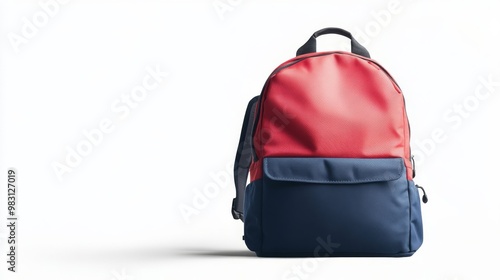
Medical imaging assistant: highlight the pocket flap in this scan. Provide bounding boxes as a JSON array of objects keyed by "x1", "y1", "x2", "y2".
[{"x1": 263, "y1": 157, "x2": 404, "y2": 184}]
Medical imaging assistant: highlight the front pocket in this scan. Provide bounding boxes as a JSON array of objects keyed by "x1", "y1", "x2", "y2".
[{"x1": 259, "y1": 157, "x2": 416, "y2": 257}]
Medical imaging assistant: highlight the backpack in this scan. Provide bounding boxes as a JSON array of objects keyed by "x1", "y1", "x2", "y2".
[{"x1": 232, "y1": 27, "x2": 427, "y2": 257}]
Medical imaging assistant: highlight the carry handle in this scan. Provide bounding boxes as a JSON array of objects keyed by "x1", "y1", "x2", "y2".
[{"x1": 296, "y1": 27, "x2": 370, "y2": 58}]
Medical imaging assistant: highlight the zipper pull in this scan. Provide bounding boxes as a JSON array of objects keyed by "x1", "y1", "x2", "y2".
[
  {"x1": 411, "y1": 155, "x2": 416, "y2": 178},
  {"x1": 416, "y1": 185, "x2": 428, "y2": 204}
]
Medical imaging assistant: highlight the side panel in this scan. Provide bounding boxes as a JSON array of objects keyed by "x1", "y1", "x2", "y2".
[
  {"x1": 409, "y1": 180, "x2": 424, "y2": 251},
  {"x1": 243, "y1": 180, "x2": 262, "y2": 252}
]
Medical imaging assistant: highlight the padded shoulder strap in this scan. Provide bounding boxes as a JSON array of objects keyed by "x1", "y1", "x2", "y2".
[{"x1": 232, "y1": 96, "x2": 259, "y2": 221}]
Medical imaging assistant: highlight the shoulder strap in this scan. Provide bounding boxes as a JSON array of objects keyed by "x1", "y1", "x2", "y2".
[{"x1": 232, "y1": 96, "x2": 259, "y2": 221}]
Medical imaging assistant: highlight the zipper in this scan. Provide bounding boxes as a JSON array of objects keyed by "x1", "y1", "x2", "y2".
[
  {"x1": 411, "y1": 155, "x2": 416, "y2": 178},
  {"x1": 416, "y1": 185, "x2": 428, "y2": 204}
]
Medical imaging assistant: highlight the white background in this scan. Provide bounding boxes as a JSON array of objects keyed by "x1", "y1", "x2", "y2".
[{"x1": 1, "y1": 0, "x2": 499, "y2": 279}]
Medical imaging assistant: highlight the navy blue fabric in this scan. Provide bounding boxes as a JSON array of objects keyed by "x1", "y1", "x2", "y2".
[
  {"x1": 243, "y1": 157, "x2": 424, "y2": 257},
  {"x1": 243, "y1": 180, "x2": 262, "y2": 252},
  {"x1": 264, "y1": 157, "x2": 404, "y2": 184},
  {"x1": 409, "y1": 180, "x2": 424, "y2": 251}
]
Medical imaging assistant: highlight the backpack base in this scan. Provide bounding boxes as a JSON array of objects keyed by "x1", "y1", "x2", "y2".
[{"x1": 255, "y1": 251, "x2": 417, "y2": 258}]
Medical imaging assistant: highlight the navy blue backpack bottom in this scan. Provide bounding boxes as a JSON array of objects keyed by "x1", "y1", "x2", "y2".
[{"x1": 243, "y1": 157, "x2": 424, "y2": 257}]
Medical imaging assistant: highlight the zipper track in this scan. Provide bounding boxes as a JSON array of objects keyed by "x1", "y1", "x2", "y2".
[{"x1": 251, "y1": 52, "x2": 404, "y2": 161}]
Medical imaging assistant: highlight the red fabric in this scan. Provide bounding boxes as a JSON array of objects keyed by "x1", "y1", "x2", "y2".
[{"x1": 251, "y1": 53, "x2": 412, "y2": 181}]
